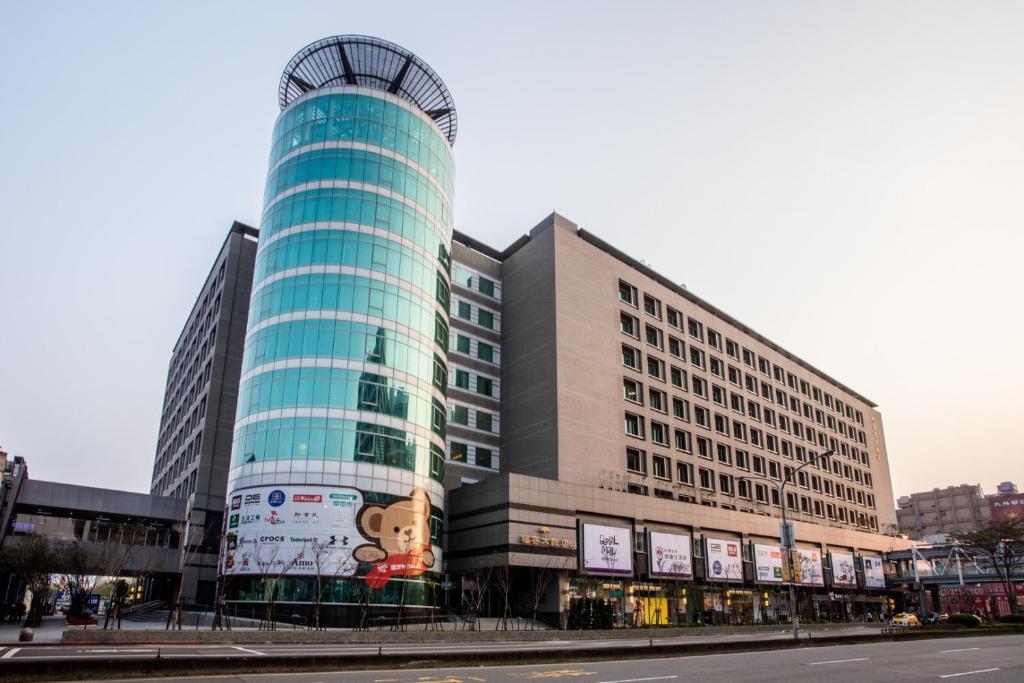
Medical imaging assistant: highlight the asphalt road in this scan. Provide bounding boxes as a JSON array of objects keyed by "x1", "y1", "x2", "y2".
[
  {"x1": 0, "y1": 626, "x2": 882, "y2": 661},
  {"x1": 16, "y1": 634, "x2": 1017, "y2": 683}
]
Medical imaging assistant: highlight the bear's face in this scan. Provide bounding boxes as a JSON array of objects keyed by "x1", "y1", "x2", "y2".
[{"x1": 357, "y1": 487, "x2": 432, "y2": 557}]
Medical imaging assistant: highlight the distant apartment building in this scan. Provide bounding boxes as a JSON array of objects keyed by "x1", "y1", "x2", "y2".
[
  {"x1": 149, "y1": 220, "x2": 258, "y2": 604},
  {"x1": 897, "y1": 481, "x2": 1022, "y2": 540}
]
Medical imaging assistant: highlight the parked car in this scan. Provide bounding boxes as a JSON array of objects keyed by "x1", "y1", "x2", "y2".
[
  {"x1": 922, "y1": 612, "x2": 949, "y2": 625},
  {"x1": 890, "y1": 612, "x2": 921, "y2": 627}
]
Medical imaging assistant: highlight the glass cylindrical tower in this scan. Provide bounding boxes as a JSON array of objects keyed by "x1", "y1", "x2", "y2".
[{"x1": 223, "y1": 36, "x2": 455, "y2": 622}]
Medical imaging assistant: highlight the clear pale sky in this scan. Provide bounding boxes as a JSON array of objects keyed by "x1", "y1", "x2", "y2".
[{"x1": 0, "y1": 2, "x2": 1020, "y2": 502}]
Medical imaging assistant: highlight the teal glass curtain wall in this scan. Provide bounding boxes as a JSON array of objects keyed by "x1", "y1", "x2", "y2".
[{"x1": 228, "y1": 88, "x2": 453, "y2": 530}]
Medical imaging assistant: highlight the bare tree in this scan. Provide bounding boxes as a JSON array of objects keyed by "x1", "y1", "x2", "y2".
[
  {"x1": 950, "y1": 517, "x2": 1024, "y2": 614},
  {"x1": 527, "y1": 558, "x2": 557, "y2": 630},
  {"x1": 309, "y1": 540, "x2": 356, "y2": 630},
  {"x1": 0, "y1": 535, "x2": 54, "y2": 628},
  {"x1": 460, "y1": 565, "x2": 493, "y2": 631},
  {"x1": 493, "y1": 563, "x2": 513, "y2": 630}
]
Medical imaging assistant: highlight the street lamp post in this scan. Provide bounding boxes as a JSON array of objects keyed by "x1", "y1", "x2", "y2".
[{"x1": 740, "y1": 448, "x2": 834, "y2": 641}]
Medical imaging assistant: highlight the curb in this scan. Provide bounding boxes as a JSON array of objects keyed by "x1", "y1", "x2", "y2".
[{"x1": 1, "y1": 628, "x2": 1021, "y2": 682}]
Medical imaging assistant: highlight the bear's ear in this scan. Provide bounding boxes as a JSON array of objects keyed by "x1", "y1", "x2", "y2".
[
  {"x1": 358, "y1": 506, "x2": 385, "y2": 537},
  {"x1": 409, "y1": 487, "x2": 430, "y2": 515}
]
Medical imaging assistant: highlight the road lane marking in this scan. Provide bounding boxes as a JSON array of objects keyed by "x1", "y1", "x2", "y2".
[
  {"x1": 939, "y1": 648, "x2": 980, "y2": 653},
  {"x1": 232, "y1": 646, "x2": 266, "y2": 656},
  {"x1": 81, "y1": 649, "x2": 155, "y2": 653},
  {"x1": 939, "y1": 670, "x2": 1000, "y2": 678},
  {"x1": 808, "y1": 657, "x2": 868, "y2": 665},
  {"x1": 1, "y1": 648, "x2": 19, "y2": 659},
  {"x1": 596, "y1": 678, "x2": 677, "y2": 683}
]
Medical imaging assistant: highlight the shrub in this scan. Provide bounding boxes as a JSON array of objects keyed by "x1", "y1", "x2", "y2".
[
  {"x1": 947, "y1": 613, "x2": 982, "y2": 627},
  {"x1": 996, "y1": 614, "x2": 1024, "y2": 624}
]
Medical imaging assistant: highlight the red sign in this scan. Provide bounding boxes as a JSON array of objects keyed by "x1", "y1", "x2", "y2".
[
  {"x1": 989, "y1": 494, "x2": 1024, "y2": 520},
  {"x1": 292, "y1": 494, "x2": 323, "y2": 503},
  {"x1": 939, "y1": 584, "x2": 1024, "y2": 616}
]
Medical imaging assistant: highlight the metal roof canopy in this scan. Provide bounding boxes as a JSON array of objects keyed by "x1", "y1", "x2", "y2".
[{"x1": 279, "y1": 34, "x2": 458, "y2": 146}]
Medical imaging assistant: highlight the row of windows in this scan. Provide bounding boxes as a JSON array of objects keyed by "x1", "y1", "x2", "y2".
[
  {"x1": 620, "y1": 312, "x2": 867, "y2": 447},
  {"x1": 249, "y1": 273, "x2": 442, "y2": 339},
  {"x1": 237, "y1": 367, "x2": 445, "y2": 438},
  {"x1": 260, "y1": 188, "x2": 449, "y2": 258},
  {"x1": 622, "y1": 375, "x2": 872, "y2": 483},
  {"x1": 623, "y1": 416, "x2": 876, "y2": 509},
  {"x1": 253, "y1": 228, "x2": 444, "y2": 296},
  {"x1": 165, "y1": 260, "x2": 226, "y2": 395},
  {"x1": 448, "y1": 440, "x2": 498, "y2": 470},
  {"x1": 450, "y1": 365, "x2": 499, "y2": 399},
  {"x1": 619, "y1": 280, "x2": 866, "y2": 427},
  {"x1": 265, "y1": 148, "x2": 450, "y2": 226},
  {"x1": 451, "y1": 331, "x2": 498, "y2": 365},
  {"x1": 231, "y1": 417, "x2": 445, "y2": 482},
  {"x1": 622, "y1": 337, "x2": 870, "y2": 466},
  {"x1": 452, "y1": 264, "x2": 499, "y2": 301},
  {"x1": 271, "y1": 94, "x2": 454, "y2": 193},
  {"x1": 449, "y1": 402, "x2": 498, "y2": 434},
  {"x1": 625, "y1": 448, "x2": 879, "y2": 530},
  {"x1": 452, "y1": 297, "x2": 500, "y2": 332}
]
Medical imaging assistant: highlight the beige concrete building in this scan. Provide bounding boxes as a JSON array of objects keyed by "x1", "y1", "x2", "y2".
[
  {"x1": 896, "y1": 485, "x2": 993, "y2": 540},
  {"x1": 446, "y1": 213, "x2": 909, "y2": 625}
]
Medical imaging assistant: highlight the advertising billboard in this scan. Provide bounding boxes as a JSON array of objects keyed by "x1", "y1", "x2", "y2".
[
  {"x1": 990, "y1": 493, "x2": 1024, "y2": 520},
  {"x1": 754, "y1": 544, "x2": 785, "y2": 583},
  {"x1": 794, "y1": 548, "x2": 824, "y2": 586},
  {"x1": 830, "y1": 551, "x2": 857, "y2": 587},
  {"x1": 224, "y1": 485, "x2": 440, "y2": 588},
  {"x1": 581, "y1": 523, "x2": 633, "y2": 574},
  {"x1": 648, "y1": 531, "x2": 692, "y2": 579},
  {"x1": 705, "y1": 538, "x2": 743, "y2": 581},
  {"x1": 862, "y1": 556, "x2": 886, "y2": 589}
]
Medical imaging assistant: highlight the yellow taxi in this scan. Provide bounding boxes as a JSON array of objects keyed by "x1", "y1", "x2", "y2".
[{"x1": 890, "y1": 612, "x2": 921, "y2": 627}]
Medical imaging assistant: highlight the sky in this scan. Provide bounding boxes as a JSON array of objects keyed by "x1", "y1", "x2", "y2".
[{"x1": 0, "y1": 1, "x2": 1020, "y2": 501}]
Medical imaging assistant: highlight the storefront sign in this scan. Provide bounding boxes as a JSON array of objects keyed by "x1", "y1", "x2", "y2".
[
  {"x1": 754, "y1": 544, "x2": 785, "y2": 583},
  {"x1": 581, "y1": 523, "x2": 633, "y2": 574},
  {"x1": 648, "y1": 531, "x2": 692, "y2": 579},
  {"x1": 705, "y1": 538, "x2": 743, "y2": 582},
  {"x1": 862, "y1": 556, "x2": 886, "y2": 588},
  {"x1": 794, "y1": 547, "x2": 824, "y2": 586},
  {"x1": 520, "y1": 533, "x2": 577, "y2": 550},
  {"x1": 830, "y1": 551, "x2": 857, "y2": 587},
  {"x1": 990, "y1": 493, "x2": 1024, "y2": 520}
]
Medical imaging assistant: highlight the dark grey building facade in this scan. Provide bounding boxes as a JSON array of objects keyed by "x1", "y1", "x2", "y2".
[{"x1": 149, "y1": 220, "x2": 258, "y2": 604}]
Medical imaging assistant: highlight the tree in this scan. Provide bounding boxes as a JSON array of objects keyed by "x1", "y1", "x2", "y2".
[
  {"x1": 0, "y1": 535, "x2": 55, "y2": 627},
  {"x1": 950, "y1": 517, "x2": 1024, "y2": 614},
  {"x1": 492, "y1": 563, "x2": 513, "y2": 630},
  {"x1": 460, "y1": 565, "x2": 492, "y2": 631},
  {"x1": 527, "y1": 560, "x2": 557, "y2": 629}
]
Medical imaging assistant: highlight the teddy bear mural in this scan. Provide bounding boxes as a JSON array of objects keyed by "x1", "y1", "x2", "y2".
[{"x1": 353, "y1": 487, "x2": 436, "y2": 589}]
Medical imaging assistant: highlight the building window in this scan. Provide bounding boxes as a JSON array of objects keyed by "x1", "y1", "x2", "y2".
[
  {"x1": 477, "y1": 341, "x2": 494, "y2": 363},
  {"x1": 643, "y1": 294, "x2": 662, "y2": 319},
  {"x1": 677, "y1": 461, "x2": 694, "y2": 485},
  {"x1": 456, "y1": 334, "x2": 471, "y2": 354},
  {"x1": 622, "y1": 344, "x2": 641, "y2": 371},
  {"x1": 687, "y1": 318, "x2": 703, "y2": 341},
  {"x1": 478, "y1": 277, "x2": 496, "y2": 298},
  {"x1": 651, "y1": 421, "x2": 669, "y2": 446},
  {"x1": 672, "y1": 398, "x2": 690, "y2": 421},
  {"x1": 451, "y1": 405, "x2": 469, "y2": 425},
  {"x1": 457, "y1": 301, "x2": 472, "y2": 320},
  {"x1": 689, "y1": 346, "x2": 705, "y2": 369},
  {"x1": 649, "y1": 388, "x2": 667, "y2": 413},
  {"x1": 674, "y1": 429, "x2": 692, "y2": 452},
  {"x1": 668, "y1": 336, "x2": 683, "y2": 358},
  {"x1": 735, "y1": 449, "x2": 749, "y2": 470},
  {"x1": 645, "y1": 324, "x2": 664, "y2": 349},
  {"x1": 478, "y1": 309, "x2": 495, "y2": 329},
  {"x1": 620, "y1": 312, "x2": 639, "y2": 337},
  {"x1": 455, "y1": 369, "x2": 470, "y2": 389},
  {"x1": 475, "y1": 448, "x2": 493, "y2": 468},
  {"x1": 477, "y1": 377, "x2": 493, "y2": 396},
  {"x1": 670, "y1": 366, "x2": 687, "y2": 390},
  {"x1": 450, "y1": 442, "x2": 468, "y2": 462},
  {"x1": 619, "y1": 280, "x2": 638, "y2": 306},
  {"x1": 626, "y1": 447, "x2": 647, "y2": 474},
  {"x1": 476, "y1": 411, "x2": 493, "y2": 432},
  {"x1": 692, "y1": 376, "x2": 707, "y2": 399},
  {"x1": 652, "y1": 454, "x2": 670, "y2": 480},
  {"x1": 696, "y1": 436, "x2": 711, "y2": 458},
  {"x1": 625, "y1": 412, "x2": 645, "y2": 438},
  {"x1": 623, "y1": 377, "x2": 643, "y2": 404},
  {"x1": 666, "y1": 307, "x2": 682, "y2": 329},
  {"x1": 647, "y1": 357, "x2": 665, "y2": 381},
  {"x1": 698, "y1": 467, "x2": 715, "y2": 491}
]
